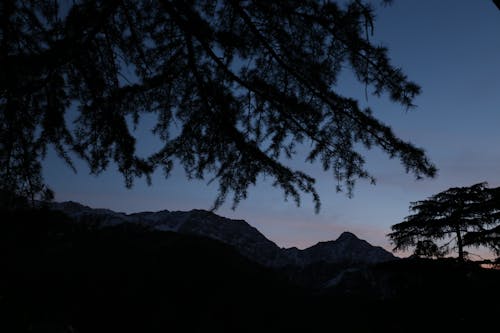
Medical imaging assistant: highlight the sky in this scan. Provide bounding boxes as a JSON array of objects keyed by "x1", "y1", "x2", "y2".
[{"x1": 43, "y1": 0, "x2": 500, "y2": 256}]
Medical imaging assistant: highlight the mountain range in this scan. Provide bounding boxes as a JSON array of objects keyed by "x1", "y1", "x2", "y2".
[
  {"x1": 49, "y1": 201, "x2": 397, "y2": 268},
  {"x1": 3, "y1": 202, "x2": 498, "y2": 333}
]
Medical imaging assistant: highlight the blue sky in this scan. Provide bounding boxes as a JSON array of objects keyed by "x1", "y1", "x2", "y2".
[{"x1": 43, "y1": 0, "x2": 500, "y2": 255}]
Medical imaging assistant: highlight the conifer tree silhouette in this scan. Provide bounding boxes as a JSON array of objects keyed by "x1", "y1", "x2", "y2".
[
  {"x1": 389, "y1": 183, "x2": 500, "y2": 261},
  {"x1": 0, "y1": 0, "x2": 436, "y2": 210}
]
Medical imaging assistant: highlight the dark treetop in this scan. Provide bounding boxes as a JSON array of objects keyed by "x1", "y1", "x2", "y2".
[{"x1": 0, "y1": 0, "x2": 436, "y2": 210}]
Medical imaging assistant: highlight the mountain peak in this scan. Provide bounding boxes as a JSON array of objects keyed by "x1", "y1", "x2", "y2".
[{"x1": 336, "y1": 231, "x2": 359, "y2": 242}]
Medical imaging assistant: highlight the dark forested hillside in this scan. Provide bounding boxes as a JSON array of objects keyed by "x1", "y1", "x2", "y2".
[
  {"x1": 0, "y1": 208, "x2": 299, "y2": 332},
  {"x1": 1, "y1": 208, "x2": 499, "y2": 332}
]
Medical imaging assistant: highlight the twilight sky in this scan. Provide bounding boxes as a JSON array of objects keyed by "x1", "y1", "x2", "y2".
[{"x1": 43, "y1": 0, "x2": 500, "y2": 255}]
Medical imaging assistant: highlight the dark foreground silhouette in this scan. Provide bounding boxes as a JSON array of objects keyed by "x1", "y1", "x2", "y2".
[{"x1": 1, "y1": 208, "x2": 499, "y2": 332}]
